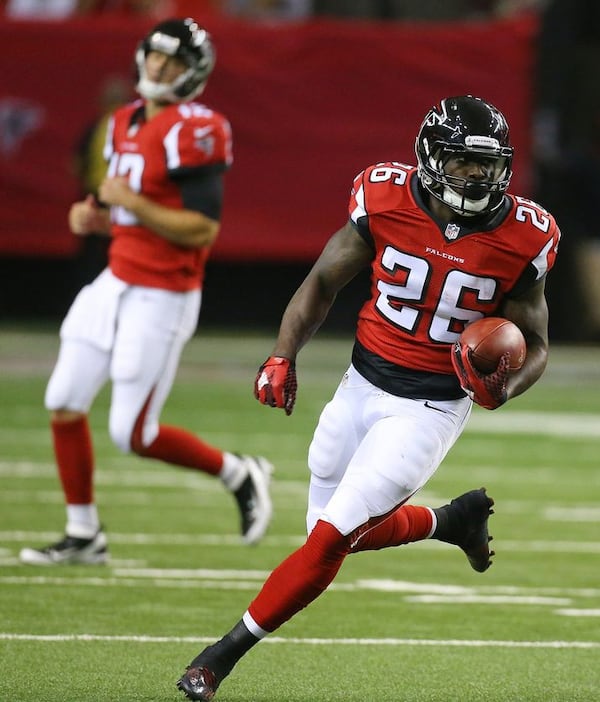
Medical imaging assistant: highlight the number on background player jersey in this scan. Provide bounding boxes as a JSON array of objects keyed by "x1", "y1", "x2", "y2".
[{"x1": 106, "y1": 152, "x2": 144, "y2": 226}]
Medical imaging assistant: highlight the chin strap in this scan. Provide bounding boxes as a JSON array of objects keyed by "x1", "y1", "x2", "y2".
[
  {"x1": 136, "y1": 66, "x2": 204, "y2": 104},
  {"x1": 442, "y1": 186, "x2": 490, "y2": 216}
]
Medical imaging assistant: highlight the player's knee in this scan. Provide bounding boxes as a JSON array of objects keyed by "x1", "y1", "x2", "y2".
[
  {"x1": 109, "y1": 413, "x2": 157, "y2": 456},
  {"x1": 108, "y1": 415, "x2": 134, "y2": 454},
  {"x1": 129, "y1": 422, "x2": 150, "y2": 456},
  {"x1": 319, "y1": 484, "x2": 371, "y2": 537},
  {"x1": 45, "y1": 375, "x2": 80, "y2": 413}
]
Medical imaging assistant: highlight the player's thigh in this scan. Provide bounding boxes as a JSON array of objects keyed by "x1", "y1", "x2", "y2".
[
  {"x1": 141, "y1": 290, "x2": 201, "y2": 428},
  {"x1": 45, "y1": 339, "x2": 110, "y2": 412},
  {"x1": 110, "y1": 286, "x2": 198, "y2": 383},
  {"x1": 321, "y1": 397, "x2": 470, "y2": 535},
  {"x1": 305, "y1": 368, "x2": 372, "y2": 532},
  {"x1": 59, "y1": 268, "x2": 127, "y2": 351},
  {"x1": 109, "y1": 287, "x2": 200, "y2": 447},
  {"x1": 307, "y1": 367, "x2": 372, "y2": 485},
  {"x1": 306, "y1": 394, "x2": 358, "y2": 532}
]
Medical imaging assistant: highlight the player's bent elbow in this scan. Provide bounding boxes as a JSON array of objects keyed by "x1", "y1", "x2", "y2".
[{"x1": 190, "y1": 222, "x2": 219, "y2": 248}]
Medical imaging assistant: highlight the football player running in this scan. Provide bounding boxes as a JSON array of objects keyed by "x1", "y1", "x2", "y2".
[
  {"x1": 19, "y1": 18, "x2": 273, "y2": 566},
  {"x1": 176, "y1": 96, "x2": 560, "y2": 700}
]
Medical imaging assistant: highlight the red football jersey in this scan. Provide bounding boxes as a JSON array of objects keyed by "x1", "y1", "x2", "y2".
[
  {"x1": 104, "y1": 99, "x2": 233, "y2": 291},
  {"x1": 349, "y1": 162, "x2": 560, "y2": 378}
]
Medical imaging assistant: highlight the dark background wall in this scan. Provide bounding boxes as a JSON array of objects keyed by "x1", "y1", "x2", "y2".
[{"x1": 0, "y1": 254, "x2": 371, "y2": 334}]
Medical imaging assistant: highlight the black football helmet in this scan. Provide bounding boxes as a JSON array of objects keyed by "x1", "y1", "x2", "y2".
[
  {"x1": 135, "y1": 18, "x2": 215, "y2": 103},
  {"x1": 415, "y1": 96, "x2": 513, "y2": 216}
]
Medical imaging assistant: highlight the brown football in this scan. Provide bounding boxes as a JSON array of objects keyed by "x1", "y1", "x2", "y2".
[{"x1": 459, "y1": 317, "x2": 526, "y2": 374}]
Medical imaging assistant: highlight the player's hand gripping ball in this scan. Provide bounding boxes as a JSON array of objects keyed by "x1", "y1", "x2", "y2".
[
  {"x1": 254, "y1": 356, "x2": 297, "y2": 416},
  {"x1": 452, "y1": 317, "x2": 526, "y2": 410}
]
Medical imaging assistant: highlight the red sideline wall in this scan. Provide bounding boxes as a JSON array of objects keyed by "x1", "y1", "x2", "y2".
[{"x1": 0, "y1": 14, "x2": 537, "y2": 262}]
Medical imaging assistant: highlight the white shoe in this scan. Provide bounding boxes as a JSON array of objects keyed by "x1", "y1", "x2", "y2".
[
  {"x1": 19, "y1": 529, "x2": 108, "y2": 565},
  {"x1": 233, "y1": 456, "x2": 273, "y2": 545}
]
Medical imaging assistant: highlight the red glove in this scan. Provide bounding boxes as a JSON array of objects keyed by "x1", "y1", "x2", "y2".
[
  {"x1": 451, "y1": 342, "x2": 510, "y2": 410},
  {"x1": 254, "y1": 356, "x2": 297, "y2": 416}
]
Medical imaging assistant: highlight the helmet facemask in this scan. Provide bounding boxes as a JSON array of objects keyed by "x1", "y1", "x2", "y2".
[
  {"x1": 416, "y1": 96, "x2": 514, "y2": 217},
  {"x1": 422, "y1": 139, "x2": 513, "y2": 216},
  {"x1": 136, "y1": 18, "x2": 215, "y2": 104}
]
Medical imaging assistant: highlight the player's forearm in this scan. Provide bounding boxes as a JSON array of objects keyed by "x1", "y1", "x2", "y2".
[
  {"x1": 506, "y1": 336, "x2": 548, "y2": 400},
  {"x1": 119, "y1": 192, "x2": 219, "y2": 248},
  {"x1": 273, "y1": 275, "x2": 336, "y2": 360},
  {"x1": 501, "y1": 281, "x2": 550, "y2": 401}
]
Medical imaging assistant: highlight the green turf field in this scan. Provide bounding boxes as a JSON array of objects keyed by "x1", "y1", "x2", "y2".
[{"x1": 0, "y1": 327, "x2": 598, "y2": 701}]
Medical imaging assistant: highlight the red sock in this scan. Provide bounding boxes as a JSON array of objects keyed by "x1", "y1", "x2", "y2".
[
  {"x1": 248, "y1": 520, "x2": 349, "y2": 632},
  {"x1": 139, "y1": 424, "x2": 223, "y2": 476},
  {"x1": 51, "y1": 417, "x2": 94, "y2": 504},
  {"x1": 351, "y1": 505, "x2": 433, "y2": 552}
]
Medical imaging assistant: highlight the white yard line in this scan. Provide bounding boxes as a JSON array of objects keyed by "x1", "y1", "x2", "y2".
[
  {"x1": 2, "y1": 569, "x2": 597, "y2": 619},
  {"x1": 555, "y1": 609, "x2": 600, "y2": 617},
  {"x1": 0, "y1": 632, "x2": 597, "y2": 648},
  {"x1": 544, "y1": 506, "x2": 600, "y2": 522},
  {"x1": 466, "y1": 411, "x2": 600, "y2": 438},
  {"x1": 0, "y1": 411, "x2": 599, "y2": 444},
  {"x1": 0, "y1": 570, "x2": 597, "y2": 617},
  {"x1": 1, "y1": 531, "x2": 599, "y2": 552},
  {"x1": 0, "y1": 572, "x2": 597, "y2": 600},
  {"x1": 404, "y1": 595, "x2": 570, "y2": 605}
]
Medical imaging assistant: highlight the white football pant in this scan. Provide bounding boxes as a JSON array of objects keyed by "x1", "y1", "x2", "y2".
[
  {"x1": 45, "y1": 269, "x2": 201, "y2": 452},
  {"x1": 306, "y1": 364, "x2": 472, "y2": 536}
]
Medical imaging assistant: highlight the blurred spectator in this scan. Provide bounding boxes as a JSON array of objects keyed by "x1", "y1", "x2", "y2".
[
  {"x1": 221, "y1": 0, "x2": 545, "y2": 20},
  {"x1": 4, "y1": 0, "x2": 177, "y2": 17},
  {"x1": 312, "y1": 0, "x2": 497, "y2": 21},
  {"x1": 5, "y1": 0, "x2": 84, "y2": 18},
  {"x1": 72, "y1": 75, "x2": 132, "y2": 284},
  {"x1": 494, "y1": 0, "x2": 544, "y2": 17},
  {"x1": 85, "y1": 0, "x2": 177, "y2": 16},
  {"x1": 533, "y1": 0, "x2": 600, "y2": 340},
  {"x1": 224, "y1": 0, "x2": 310, "y2": 20},
  {"x1": 74, "y1": 76, "x2": 132, "y2": 198},
  {"x1": 174, "y1": 0, "x2": 223, "y2": 18}
]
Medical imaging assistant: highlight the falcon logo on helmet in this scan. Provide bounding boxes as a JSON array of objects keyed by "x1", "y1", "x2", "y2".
[
  {"x1": 415, "y1": 95, "x2": 514, "y2": 217},
  {"x1": 136, "y1": 18, "x2": 215, "y2": 104}
]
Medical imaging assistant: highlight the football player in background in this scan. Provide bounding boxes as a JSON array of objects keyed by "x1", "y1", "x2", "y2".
[
  {"x1": 19, "y1": 18, "x2": 273, "y2": 566},
  {"x1": 176, "y1": 95, "x2": 560, "y2": 700}
]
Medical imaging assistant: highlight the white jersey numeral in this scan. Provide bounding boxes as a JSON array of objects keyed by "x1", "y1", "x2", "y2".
[
  {"x1": 107, "y1": 152, "x2": 145, "y2": 225},
  {"x1": 375, "y1": 246, "x2": 497, "y2": 342}
]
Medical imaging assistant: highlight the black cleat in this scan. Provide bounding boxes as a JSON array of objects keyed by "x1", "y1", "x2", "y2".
[
  {"x1": 232, "y1": 455, "x2": 273, "y2": 545},
  {"x1": 177, "y1": 624, "x2": 256, "y2": 699},
  {"x1": 434, "y1": 488, "x2": 495, "y2": 572},
  {"x1": 177, "y1": 665, "x2": 220, "y2": 701},
  {"x1": 19, "y1": 529, "x2": 108, "y2": 566}
]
